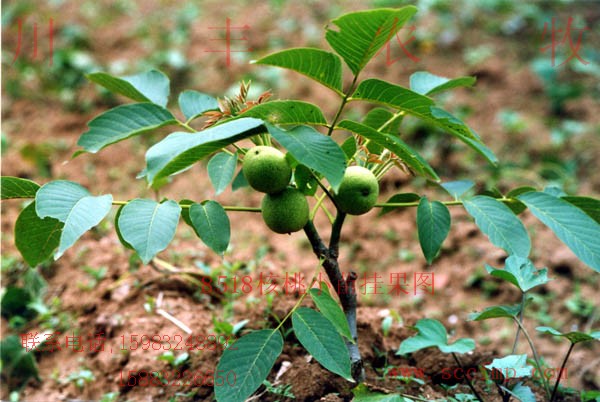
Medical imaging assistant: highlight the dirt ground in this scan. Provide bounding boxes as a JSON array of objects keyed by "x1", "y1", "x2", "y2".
[{"x1": 2, "y1": 1, "x2": 599, "y2": 401}]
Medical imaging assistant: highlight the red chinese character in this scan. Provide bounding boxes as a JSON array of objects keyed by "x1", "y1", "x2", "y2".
[
  {"x1": 20, "y1": 332, "x2": 40, "y2": 352},
  {"x1": 65, "y1": 333, "x2": 84, "y2": 352},
  {"x1": 388, "y1": 272, "x2": 410, "y2": 296},
  {"x1": 359, "y1": 272, "x2": 384, "y2": 295},
  {"x1": 540, "y1": 17, "x2": 590, "y2": 67},
  {"x1": 41, "y1": 332, "x2": 62, "y2": 352},
  {"x1": 258, "y1": 272, "x2": 279, "y2": 295},
  {"x1": 283, "y1": 272, "x2": 307, "y2": 295},
  {"x1": 204, "y1": 18, "x2": 251, "y2": 67},
  {"x1": 88, "y1": 332, "x2": 106, "y2": 353},
  {"x1": 8, "y1": 17, "x2": 54, "y2": 66},
  {"x1": 414, "y1": 272, "x2": 434, "y2": 295},
  {"x1": 374, "y1": 18, "x2": 420, "y2": 66}
]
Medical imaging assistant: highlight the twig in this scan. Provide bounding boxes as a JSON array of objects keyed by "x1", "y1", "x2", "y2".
[
  {"x1": 550, "y1": 342, "x2": 574, "y2": 402},
  {"x1": 451, "y1": 352, "x2": 485, "y2": 402}
]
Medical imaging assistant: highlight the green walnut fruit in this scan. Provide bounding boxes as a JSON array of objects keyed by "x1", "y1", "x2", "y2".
[
  {"x1": 242, "y1": 146, "x2": 292, "y2": 194},
  {"x1": 261, "y1": 188, "x2": 309, "y2": 234},
  {"x1": 335, "y1": 166, "x2": 379, "y2": 215}
]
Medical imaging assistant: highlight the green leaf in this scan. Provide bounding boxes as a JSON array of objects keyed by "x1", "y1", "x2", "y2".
[
  {"x1": 536, "y1": 326, "x2": 600, "y2": 344},
  {"x1": 207, "y1": 152, "x2": 237, "y2": 195},
  {"x1": 463, "y1": 195, "x2": 531, "y2": 258},
  {"x1": 294, "y1": 164, "x2": 318, "y2": 196},
  {"x1": 362, "y1": 108, "x2": 400, "y2": 154},
  {"x1": 87, "y1": 69, "x2": 170, "y2": 107},
  {"x1": 77, "y1": 103, "x2": 177, "y2": 153},
  {"x1": 254, "y1": 48, "x2": 343, "y2": 94},
  {"x1": 485, "y1": 255, "x2": 550, "y2": 292},
  {"x1": 397, "y1": 318, "x2": 475, "y2": 355},
  {"x1": 215, "y1": 329, "x2": 283, "y2": 402},
  {"x1": 410, "y1": 71, "x2": 476, "y2": 96},
  {"x1": 231, "y1": 169, "x2": 248, "y2": 191},
  {"x1": 503, "y1": 382, "x2": 536, "y2": 402},
  {"x1": 468, "y1": 304, "x2": 522, "y2": 321},
  {"x1": 1, "y1": 176, "x2": 39, "y2": 199},
  {"x1": 325, "y1": 6, "x2": 417, "y2": 75},
  {"x1": 0, "y1": 335, "x2": 40, "y2": 385},
  {"x1": 337, "y1": 120, "x2": 439, "y2": 181},
  {"x1": 440, "y1": 180, "x2": 474, "y2": 200},
  {"x1": 267, "y1": 124, "x2": 346, "y2": 192},
  {"x1": 292, "y1": 307, "x2": 353, "y2": 381},
  {"x1": 417, "y1": 197, "x2": 451, "y2": 264},
  {"x1": 341, "y1": 136, "x2": 357, "y2": 160},
  {"x1": 351, "y1": 79, "x2": 497, "y2": 164},
  {"x1": 309, "y1": 283, "x2": 353, "y2": 341},
  {"x1": 484, "y1": 354, "x2": 532, "y2": 379},
  {"x1": 15, "y1": 202, "x2": 63, "y2": 266},
  {"x1": 178, "y1": 90, "x2": 218, "y2": 121},
  {"x1": 117, "y1": 199, "x2": 181, "y2": 264},
  {"x1": 517, "y1": 191, "x2": 600, "y2": 272},
  {"x1": 1, "y1": 287, "x2": 34, "y2": 319},
  {"x1": 562, "y1": 196, "x2": 600, "y2": 224},
  {"x1": 145, "y1": 117, "x2": 264, "y2": 185},
  {"x1": 379, "y1": 193, "x2": 421, "y2": 216},
  {"x1": 35, "y1": 181, "x2": 112, "y2": 259},
  {"x1": 189, "y1": 201, "x2": 230, "y2": 256},
  {"x1": 236, "y1": 100, "x2": 327, "y2": 126},
  {"x1": 505, "y1": 186, "x2": 536, "y2": 214},
  {"x1": 363, "y1": 108, "x2": 402, "y2": 133}
]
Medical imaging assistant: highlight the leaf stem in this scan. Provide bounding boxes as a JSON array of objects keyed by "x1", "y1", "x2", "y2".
[
  {"x1": 326, "y1": 74, "x2": 359, "y2": 137},
  {"x1": 511, "y1": 291, "x2": 527, "y2": 354},
  {"x1": 550, "y1": 342, "x2": 574, "y2": 402},
  {"x1": 511, "y1": 317, "x2": 552, "y2": 397},
  {"x1": 111, "y1": 200, "x2": 260, "y2": 212},
  {"x1": 451, "y1": 352, "x2": 485, "y2": 402}
]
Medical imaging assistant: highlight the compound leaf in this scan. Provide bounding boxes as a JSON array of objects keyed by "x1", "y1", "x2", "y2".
[
  {"x1": 188, "y1": 201, "x2": 230, "y2": 256},
  {"x1": 215, "y1": 329, "x2": 283, "y2": 402},
  {"x1": 338, "y1": 120, "x2": 439, "y2": 181},
  {"x1": 267, "y1": 124, "x2": 346, "y2": 192},
  {"x1": 207, "y1": 152, "x2": 237, "y2": 195},
  {"x1": 178, "y1": 90, "x2": 218, "y2": 121},
  {"x1": 397, "y1": 318, "x2": 475, "y2": 355},
  {"x1": 410, "y1": 71, "x2": 475, "y2": 96},
  {"x1": 254, "y1": 48, "x2": 343, "y2": 94},
  {"x1": 517, "y1": 191, "x2": 600, "y2": 272},
  {"x1": 292, "y1": 307, "x2": 353, "y2": 381},
  {"x1": 463, "y1": 195, "x2": 531, "y2": 258},
  {"x1": 468, "y1": 304, "x2": 522, "y2": 321},
  {"x1": 15, "y1": 202, "x2": 63, "y2": 266},
  {"x1": 77, "y1": 103, "x2": 177, "y2": 153},
  {"x1": 1, "y1": 177, "x2": 39, "y2": 199},
  {"x1": 325, "y1": 7, "x2": 417, "y2": 75},
  {"x1": 145, "y1": 117, "x2": 264, "y2": 185},
  {"x1": 237, "y1": 100, "x2": 327, "y2": 126},
  {"x1": 117, "y1": 199, "x2": 181, "y2": 264},
  {"x1": 485, "y1": 255, "x2": 550, "y2": 292},
  {"x1": 417, "y1": 197, "x2": 451, "y2": 264},
  {"x1": 536, "y1": 326, "x2": 600, "y2": 344},
  {"x1": 35, "y1": 181, "x2": 112, "y2": 259},
  {"x1": 309, "y1": 283, "x2": 353, "y2": 341},
  {"x1": 87, "y1": 69, "x2": 170, "y2": 107},
  {"x1": 351, "y1": 79, "x2": 497, "y2": 164},
  {"x1": 485, "y1": 354, "x2": 532, "y2": 379}
]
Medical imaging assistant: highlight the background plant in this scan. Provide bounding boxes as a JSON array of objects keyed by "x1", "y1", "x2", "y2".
[{"x1": 3, "y1": 3, "x2": 594, "y2": 402}]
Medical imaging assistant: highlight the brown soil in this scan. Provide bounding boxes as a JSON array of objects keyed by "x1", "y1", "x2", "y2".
[{"x1": 2, "y1": 1, "x2": 599, "y2": 402}]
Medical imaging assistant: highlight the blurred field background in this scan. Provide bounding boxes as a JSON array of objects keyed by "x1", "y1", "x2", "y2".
[{"x1": 2, "y1": 1, "x2": 599, "y2": 401}]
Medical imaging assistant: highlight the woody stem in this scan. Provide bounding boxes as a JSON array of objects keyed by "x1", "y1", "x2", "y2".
[{"x1": 304, "y1": 218, "x2": 364, "y2": 382}]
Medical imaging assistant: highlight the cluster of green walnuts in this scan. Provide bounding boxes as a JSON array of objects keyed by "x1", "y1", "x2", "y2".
[{"x1": 242, "y1": 146, "x2": 380, "y2": 234}]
